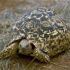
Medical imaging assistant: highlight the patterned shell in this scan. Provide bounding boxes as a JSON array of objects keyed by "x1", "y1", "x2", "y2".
[{"x1": 14, "y1": 8, "x2": 70, "y2": 56}]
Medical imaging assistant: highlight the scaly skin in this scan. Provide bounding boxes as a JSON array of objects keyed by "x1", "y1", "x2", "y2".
[
  {"x1": 30, "y1": 48, "x2": 50, "y2": 62},
  {"x1": 0, "y1": 42, "x2": 19, "y2": 59},
  {"x1": 0, "y1": 36, "x2": 25, "y2": 59}
]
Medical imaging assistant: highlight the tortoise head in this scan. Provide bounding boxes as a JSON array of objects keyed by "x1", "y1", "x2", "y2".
[{"x1": 18, "y1": 39, "x2": 36, "y2": 55}]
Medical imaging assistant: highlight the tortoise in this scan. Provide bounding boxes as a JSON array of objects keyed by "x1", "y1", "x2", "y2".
[{"x1": 0, "y1": 8, "x2": 70, "y2": 62}]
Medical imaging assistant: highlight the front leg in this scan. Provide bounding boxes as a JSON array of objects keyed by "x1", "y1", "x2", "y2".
[
  {"x1": 0, "y1": 42, "x2": 19, "y2": 59},
  {"x1": 0, "y1": 35, "x2": 26, "y2": 59},
  {"x1": 30, "y1": 48, "x2": 50, "y2": 62}
]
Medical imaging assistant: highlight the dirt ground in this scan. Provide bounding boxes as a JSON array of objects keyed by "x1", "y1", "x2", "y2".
[{"x1": 0, "y1": 0, "x2": 70, "y2": 70}]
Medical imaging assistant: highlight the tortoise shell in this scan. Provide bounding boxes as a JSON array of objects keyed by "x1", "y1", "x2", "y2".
[{"x1": 14, "y1": 8, "x2": 70, "y2": 58}]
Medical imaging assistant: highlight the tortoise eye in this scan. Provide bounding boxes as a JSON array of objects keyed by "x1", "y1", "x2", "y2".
[{"x1": 30, "y1": 43, "x2": 36, "y2": 50}]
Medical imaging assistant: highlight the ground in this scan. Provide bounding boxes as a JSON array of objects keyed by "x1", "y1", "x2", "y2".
[{"x1": 0, "y1": 0, "x2": 70, "y2": 70}]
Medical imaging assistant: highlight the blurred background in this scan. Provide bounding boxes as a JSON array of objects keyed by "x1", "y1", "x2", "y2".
[{"x1": 0, "y1": 0, "x2": 70, "y2": 70}]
